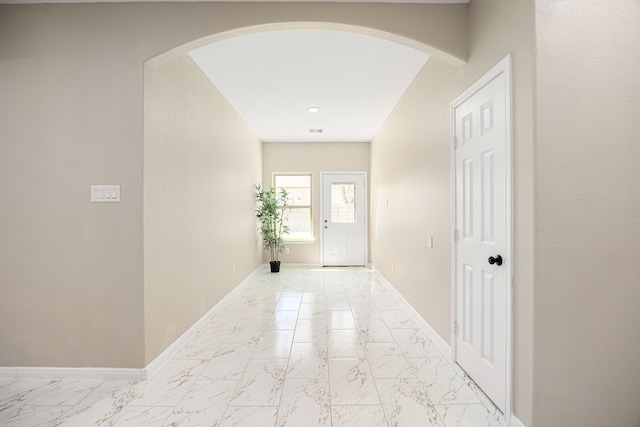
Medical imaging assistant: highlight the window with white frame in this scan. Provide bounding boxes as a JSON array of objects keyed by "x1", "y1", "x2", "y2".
[{"x1": 274, "y1": 173, "x2": 312, "y2": 241}]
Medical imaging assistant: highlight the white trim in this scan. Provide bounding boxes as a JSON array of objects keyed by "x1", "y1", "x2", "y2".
[
  {"x1": 144, "y1": 264, "x2": 264, "y2": 378},
  {"x1": 283, "y1": 239, "x2": 316, "y2": 245},
  {"x1": 510, "y1": 414, "x2": 527, "y2": 427},
  {"x1": 351, "y1": 267, "x2": 528, "y2": 426},
  {"x1": 281, "y1": 263, "x2": 322, "y2": 267},
  {"x1": 372, "y1": 269, "x2": 451, "y2": 357},
  {"x1": 0, "y1": 264, "x2": 265, "y2": 381},
  {"x1": 319, "y1": 171, "x2": 368, "y2": 267},
  {"x1": 450, "y1": 54, "x2": 513, "y2": 422},
  {"x1": 0, "y1": 366, "x2": 146, "y2": 381},
  {"x1": 273, "y1": 172, "x2": 314, "y2": 243}
]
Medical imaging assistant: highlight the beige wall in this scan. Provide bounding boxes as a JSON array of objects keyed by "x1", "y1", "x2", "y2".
[
  {"x1": 3, "y1": 1, "x2": 639, "y2": 425},
  {"x1": 0, "y1": 3, "x2": 466, "y2": 369},
  {"x1": 370, "y1": 0, "x2": 534, "y2": 423},
  {"x1": 144, "y1": 55, "x2": 262, "y2": 364},
  {"x1": 533, "y1": 1, "x2": 640, "y2": 426},
  {"x1": 467, "y1": 2, "x2": 535, "y2": 423},
  {"x1": 262, "y1": 142, "x2": 370, "y2": 264},
  {"x1": 0, "y1": 5, "x2": 149, "y2": 368},
  {"x1": 370, "y1": 58, "x2": 455, "y2": 341}
]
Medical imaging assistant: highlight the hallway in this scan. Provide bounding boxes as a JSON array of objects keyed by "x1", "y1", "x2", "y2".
[{"x1": 0, "y1": 266, "x2": 504, "y2": 426}]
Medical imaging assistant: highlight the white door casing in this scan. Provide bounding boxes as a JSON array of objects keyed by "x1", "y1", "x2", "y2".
[
  {"x1": 321, "y1": 172, "x2": 367, "y2": 266},
  {"x1": 451, "y1": 56, "x2": 512, "y2": 416}
]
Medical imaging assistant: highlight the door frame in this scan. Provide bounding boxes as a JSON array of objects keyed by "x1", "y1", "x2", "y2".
[
  {"x1": 450, "y1": 55, "x2": 513, "y2": 420},
  {"x1": 319, "y1": 171, "x2": 368, "y2": 267}
]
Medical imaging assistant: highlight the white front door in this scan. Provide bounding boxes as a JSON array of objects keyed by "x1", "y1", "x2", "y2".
[
  {"x1": 452, "y1": 57, "x2": 512, "y2": 413},
  {"x1": 321, "y1": 172, "x2": 367, "y2": 266}
]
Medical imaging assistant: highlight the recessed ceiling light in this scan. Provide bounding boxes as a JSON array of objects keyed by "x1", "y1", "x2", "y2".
[
  {"x1": 307, "y1": 106, "x2": 320, "y2": 114},
  {"x1": 309, "y1": 128, "x2": 323, "y2": 133}
]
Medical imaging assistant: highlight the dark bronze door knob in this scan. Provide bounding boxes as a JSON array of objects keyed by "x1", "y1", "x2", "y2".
[{"x1": 488, "y1": 255, "x2": 503, "y2": 266}]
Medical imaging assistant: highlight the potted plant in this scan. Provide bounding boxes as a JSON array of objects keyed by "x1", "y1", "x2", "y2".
[{"x1": 254, "y1": 184, "x2": 291, "y2": 273}]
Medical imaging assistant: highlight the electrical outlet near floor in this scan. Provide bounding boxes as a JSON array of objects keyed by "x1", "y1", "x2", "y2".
[{"x1": 285, "y1": 247, "x2": 290, "y2": 254}]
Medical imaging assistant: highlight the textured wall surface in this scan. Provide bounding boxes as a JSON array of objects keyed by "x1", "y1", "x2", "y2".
[
  {"x1": 144, "y1": 55, "x2": 262, "y2": 365},
  {"x1": 533, "y1": 1, "x2": 640, "y2": 425},
  {"x1": 0, "y1": 2, "x2": 466, "y2": 369},
  {"x1": 370, "y1": 0, "x2": 534, "y2": 422},
  {"x1": 262, "y1": 142, "x2": 370, "y2": 265}
]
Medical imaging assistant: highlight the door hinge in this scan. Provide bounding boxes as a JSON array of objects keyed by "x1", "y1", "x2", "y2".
[
  {"x1": 453, "y1": 137, "x2": 458, "y2": 149},
  {"x1": 454, "y1": 321, "x2": 458, "y2": 335},
  {"x1": 454, "y1": 230, "x2": 459, "y2": 241}
]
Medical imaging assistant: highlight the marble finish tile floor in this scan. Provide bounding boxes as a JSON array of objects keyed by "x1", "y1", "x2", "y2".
[{"x1": 0, "y1": 266, "x2": 505, "y2": 426}]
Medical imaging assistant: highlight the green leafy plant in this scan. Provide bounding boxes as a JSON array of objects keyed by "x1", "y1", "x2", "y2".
[{"x1": 254, "y1": 184, "x2": 291, "y2": 262}]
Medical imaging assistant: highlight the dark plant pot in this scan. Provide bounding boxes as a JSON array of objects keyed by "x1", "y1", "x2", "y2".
[{"x1": 270, "y1": 261, "x2": 281, "y2": 273}]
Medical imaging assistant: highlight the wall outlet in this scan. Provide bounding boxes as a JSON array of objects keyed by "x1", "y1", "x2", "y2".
[{"x1": 285, "y1": 247, "x2": 290, "y2": 254}]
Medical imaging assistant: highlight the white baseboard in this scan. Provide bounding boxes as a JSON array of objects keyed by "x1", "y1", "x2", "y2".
[
  {"x1": 373, "y1": 269, "x2": 452, "y2": 357},
  {"x1": 373, "y1": 270, "x2": 527, "y2": 427},
  {"x1": 510, "y1": 414, "x2": 527, "y2": 427},
  {"x1": 0, "y1": 366, "x2": 146, "y2": 381},
  {"x1": 0, "y1": 264, "x2": 264, "y2": 382},
  {"x1": 280, "y1": 263, "x2": 322, "y2": 267},
  {"x1": 144, "y1": 264, "x2": 264, "y2": 379}
]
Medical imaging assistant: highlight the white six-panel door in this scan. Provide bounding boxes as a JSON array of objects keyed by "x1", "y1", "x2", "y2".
[
  {"x1": 321, "y1": 172, "x2": 366, "y2": 266},
  {"x1": 453, "y1": 57, "x2": 512, "y2": 414}
]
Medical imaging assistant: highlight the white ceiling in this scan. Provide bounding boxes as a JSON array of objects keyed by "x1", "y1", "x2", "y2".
[
  {"x1": 189, "y1": 30, "x2": 430, "y2": 142},
  {"x1": 4, "y1": 0, "x2": 468, "y2": 142}
]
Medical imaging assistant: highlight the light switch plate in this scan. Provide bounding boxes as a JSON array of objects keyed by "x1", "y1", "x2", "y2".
[{"x1": 91, "y1": 185, "x2": 120, "y2": 203}]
